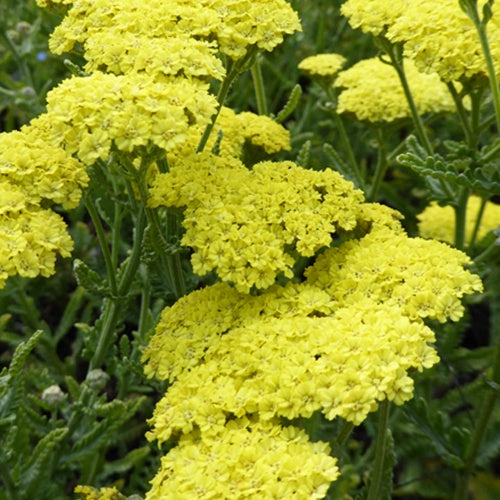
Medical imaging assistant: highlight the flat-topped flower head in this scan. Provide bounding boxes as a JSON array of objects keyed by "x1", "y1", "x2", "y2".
[
  {"x1": 299, "y1": 53, "x2": 347, "y2": 80},
  {"x1": 387, "y1": 0, "x2": 500, "y2": 81},
  {"x1": 335, "y1": 57, "x2": 455, "y2": 122},
  {"x1": 0, "y1": 121, "x2": 88, "y2": 209},
  {"x1": 341, "y1": 0, "x2": 408, "y2": 36},
  {"x1": 38, "y1": 0, "x2": 301, "y2": 63},
  {"x1": 42, "y1": 72, "x2": 217, "y2": 165},
  {"x1": 0, "y1": 181, "x2": 73, "y2": 289},
  {"x1": 146, "y1": 419, "x2": 338, "y2": 499},
  {"x1": 418, "y1": 196, "x2": 500, "y2": 245},
  {"x1": 149, "y1": 157, "x2": 364, "y2": 292}
]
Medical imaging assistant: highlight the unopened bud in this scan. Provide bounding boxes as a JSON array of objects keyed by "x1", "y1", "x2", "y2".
[
  {"x1": 20, "y1": 86, "x2": 36, "y2": 98},
  {"x1": 41, "y1": 384, "x2": 65, "y2": 408},
  {"x1": 15, "y1": 22, "x2": 31, "y2": 35},
  {"x1": 86, "y1": 368, "x2": 110, "y2": 391}
]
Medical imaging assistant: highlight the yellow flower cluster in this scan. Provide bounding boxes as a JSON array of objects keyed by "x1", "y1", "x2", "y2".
[
  {"x1": 386, "y1": 0, "x2": 500, "y2": 81},
  {"x1": 341, "y1": 0, "x2": 407, "y2": 36},
  {"x1": 298, "y1": 53, "x2": 347, "y2": 78},
  {"x1": 144, "y1": 218, "x2": 481, "y2": 412},
  {"x1": 0, "y1": 182, "x2": 73, "y2": 288},
  {"x1": 335, "y1": 57, "x2": 455, "y2": 122},
  {"x1": 0, "y1": 125, "x2": 88, "y2": 209},
  {"x1": 147, "y1": 418, "x2": 338, "y2": 499},
  {"x1": 305, "y1": 226, "x2": 483, "y2": 323},
  {"x1": 171, "y1": 107, "x2": 291, "y2": 160},
  {"x1": 38, "y1": 0, "x2": 301, "y2": 62},
  {"x1": 342, "y1": 0, "x2": 500, "y2": 82},
  {"x1": 149, "y1": 154, "x2": 364, "y2": 292},
  {"x1": 418, "y1": 196, "x2": 500, "y2": 245},
  {"x1": 41, "y1": 72, "x2": 217, "y2": 165},
  {"x1": 74, "y1": 485, "x2": 124, "y2": 500},
  {"x1": 0, "y1": 119, "x2": 88, "y2": 289}
]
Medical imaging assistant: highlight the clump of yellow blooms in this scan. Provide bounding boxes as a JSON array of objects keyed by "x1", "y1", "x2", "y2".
[
  {"x1": 171, "y1": 107, "x2": 291, "y2": 161},
  {"x1": 41, "y1": 72, "x2": 217, "y2": 165},
  {"x1": 147, "y1": 418, "x2": 339, "y2": 499},
  {"x1": 342, "y1": 0, "x2": 500, "y2": 82},
  {"x1": 143, "y1": 208, "x2": 482, "y2": 496},
  {"x1": 418, "y1": 196, "x2": 500, "y2": 245},
  {"x1": 298, "y1": 53, "x2": 347, "y2": 78},
  {"x1": 74, "y1": 485, "x2": 124, "y2": 500},
  {"x1": 149, "y1": 154, "x2": 364, "y2": 292},
  {"x1": 386, "y1": 0, "x2": 500, "y2": 81},
  {"x1": 37, "y1": 0, "x2": 301, "y2": 62},
  {"x1": 334, "y1": 57, "x2": 455, "y2": 122},
  {"x1": 341, "y1": 0, "x2": 408, "y2": 36},
  {"x1": 0, "y1": 181, "x2": 74, "y2": 288},
  {"x1": 0, "y1": 125, "x2": 88, "y2": 209}
]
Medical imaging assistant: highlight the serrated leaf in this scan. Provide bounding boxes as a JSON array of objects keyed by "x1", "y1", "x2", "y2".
[
  {"x1": 275, "y1": 84, "x2": 302, "y2": 124},
  {"x1": 73, "y1": 259, "x2": 108, "y2": 295},
  {"x1": 296, "y1": 140, "x2": 311, "y2": 167},
  {"x1": 20, "y1": 427, "x2": 68, "y2": 497}
]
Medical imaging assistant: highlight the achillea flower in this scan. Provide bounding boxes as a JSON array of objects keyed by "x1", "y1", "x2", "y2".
[
  {"x1": 418, "y1": 196, "x2": 500, "y2": 245},
  {"x1": 149, "y1": 156, "x2": 364, "y2": 292},
  {"x1": 0, "y1": 123, "x2": 88, "y2": 209},
  {"x1": 334, "y1": 57, "x2": 455, "y2": 122},
  {"x1": 0, "y1": 181, "x2": 73, "y2": 288},
  {"x1": 42, "y1": 72, "x2": 217, "y2": 165},
  {"x1": 298, "y1": 53, "x2": 347, "y2": 78},
  {"x1": 341, "y1": 0, "x2": 408, "y2": 36},
  {"x1": 170, "y1": 107, "x2": 291, "y2": 160},
  {"x1": 387, "y1": 0, "x2": 500, "y2": 81},
  {"x1": 146, "y1": 418, "x2": 338, "y2": 499},
  {"x1": 74, "y1": 486, "x2": 124, "y2": 500},
  {"x1": 38, "y1": 0, "x2": 301, "y2": 62},
  {"x1": 305, "y1": 226, "x2": 483, "y2": 323}
]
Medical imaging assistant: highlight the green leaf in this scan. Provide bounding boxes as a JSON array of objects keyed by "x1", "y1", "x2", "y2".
[
  {"x1": 102, "y1": 446, "x2": 150, "y2": 477},
  {"x1": 275, "y1": 84, "x2": 302, "y2": 124},
  {"x1": 20, "y1": 427, "x2": 68, "y2": 498},
  {"x1": 73, "y1": 259, "x2": 108, "y2": 295},
  {"x1": 296, "y1": 139, "x2": 311, "y2": 167}
]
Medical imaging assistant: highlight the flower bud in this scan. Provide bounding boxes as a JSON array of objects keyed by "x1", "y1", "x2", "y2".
[
  {"x1": 15, "y1": 22, "x2": 31, "y2": 35},
  {"x1": 20, "y1": 86, "x2": 36, "y2": 98},
  {"x1": 41, "y1": 384, "x2": 66, "y2": 408},
  {"x1": 86, "y1": 368, "x2": 110, "y2": 391}
]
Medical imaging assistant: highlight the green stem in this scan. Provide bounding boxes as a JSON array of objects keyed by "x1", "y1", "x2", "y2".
[
  {"x1": 453, "y1": 335, "x2": 500, "y2": 500},
  {"x1": 84, "y1": 196, "x2": 118, "y2": 296},
  {"x1": 446, "y1": 81, "x2": 473, "y2": 146},
  {"x1": 469, "y1": 196, "x2": 489, "y2": 248},
  {"x1": 473, "y1": 238, "x2": 499, "y2": 264},
  {"x1": 381, "y1": 39, "x2": 434, "y2": 155},
  {"x1": 88, "y1": 205, "x2": 147, "y2": 370},
  {"x1": 465, "y1": 2, "x2": 500, "y2": 133},
  {"x1": 331, "y1": 421, "x2": 355, "y2": 458},
  {"x1": 251, "y1": 55, "x2": 268, "y2": 115},
  {"x1": 367, "y1": 400, "x2": 391, "y2": 500},
  {"x1": 197, "y1": 49, "x2": 257, "y2": 153},
  {"x1": 367, "y1": 127, "x2": 389, "y2": 201},
  {"x1": 325, "y1": 87, "x2": 364, "y2": 189},
  {"x1": 454, "y1": 188, "x2": 470, "y2": 250}
]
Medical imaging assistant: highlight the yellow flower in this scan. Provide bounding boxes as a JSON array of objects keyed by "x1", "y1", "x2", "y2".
[
  {"x1": 146, "y1": 419, "x2": 338, "y2": 499},
  {"x1": 298, "y1": 53, "x2": 347, "y2": 78},
  {"x1": 74, "y1": 485, "x2": 124, "y2": 500},
  {"x1": 417, "y1": 196, "x2": 500, "y2": 245},
  {"x1": 335, "y1": 57, "x2": 455, "y2": 122},
  {"x1": 149, "y1": 156, "x2": 363, "y2": 292},
  {"x1": 387, "y1": 0, "x2": 500, "y2": 81}
]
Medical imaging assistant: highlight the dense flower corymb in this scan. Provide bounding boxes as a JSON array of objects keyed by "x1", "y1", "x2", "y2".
[
  {"x1": 38, "y1": 0, "x2": 301, "y2": 62},
  {"x1": 146, "y1": 418, "x2": 338, "y2": 499},
  {"x1": 298, "y1": 53, "x2": 347, "y2": 78},
  {"x1": 41, "y1": 72, "x2": 217, "y2": 165},
  {"x1": 149, "y1": 155, "x2": 364, "y2": 292},
  {"x1": 334, "y1": 57, "x2": 455, "y2": 122}
]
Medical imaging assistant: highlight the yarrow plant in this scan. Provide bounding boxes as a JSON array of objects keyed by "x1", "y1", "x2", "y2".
[{"x1": 0, "y1": 1, "x2": 498, "y2": 499}]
